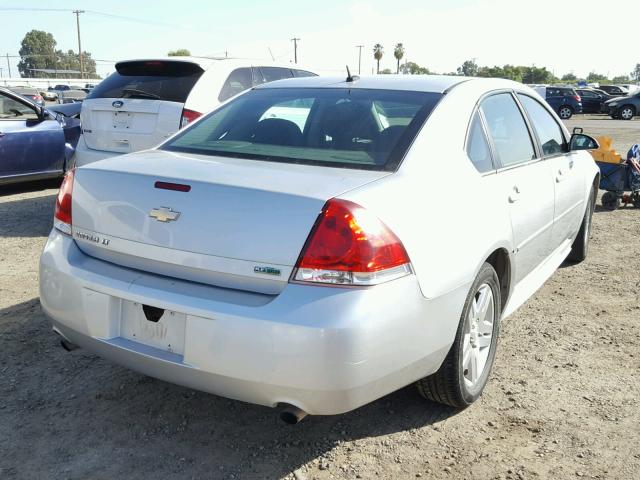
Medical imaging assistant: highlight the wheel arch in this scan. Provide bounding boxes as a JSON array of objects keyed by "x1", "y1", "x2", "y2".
[{"x1": 485, "y1": 248, "x2": 512, "y2": 311}]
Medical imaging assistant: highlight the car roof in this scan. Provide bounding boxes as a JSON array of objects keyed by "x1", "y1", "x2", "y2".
[
  {"x1": 253, "y1": 74, "x2": 472, "y2": 94},
  {"x1": 114, "y1": 56, "x2": 309, "y2": 72}
]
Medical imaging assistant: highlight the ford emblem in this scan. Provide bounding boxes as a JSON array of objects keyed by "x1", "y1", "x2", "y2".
[{"x1": 112, "y1": 100, "x2": 124, "y2": 108}]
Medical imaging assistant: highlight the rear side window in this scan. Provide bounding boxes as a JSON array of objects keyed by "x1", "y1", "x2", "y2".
[
  {"x1": 466, "y1": 112, "x2": 494, "y2": 173},
  {"x1": 480, "y1": 93, "x2": 536, "y2": 168},
  {"x1": 88, "y1": 61, "x2": 203, "y2": 103},
  {"x1": 218, "y1": 68, "x2": 253, "y2": 102},
  {"x1": 518, "y1": 94, "x2": 567, "y2": 156},
  {"x1": 260, "y1": 67, "x2": 293, "y2": 82},
  {"x1": 292, "y1": 69, "x2": 317, "y2": 78}
]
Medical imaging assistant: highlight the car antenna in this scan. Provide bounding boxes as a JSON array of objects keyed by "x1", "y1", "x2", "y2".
[{"x1": 346, "y1": 65, "x2": 359, "y2": 83}]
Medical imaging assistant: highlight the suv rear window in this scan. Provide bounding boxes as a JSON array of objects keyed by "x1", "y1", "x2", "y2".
[
  {"x1": 162, "y1": 87, "x2": 442, "y2": 171},
  {"x1": 87, "y1": 60, "x2": 204, "y2": 103}
]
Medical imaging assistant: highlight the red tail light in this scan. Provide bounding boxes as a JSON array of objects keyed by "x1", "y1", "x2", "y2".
[
  {"x1": 180, "y1": 109, "x2": 202, "y2": 128},
  {"x1": 293, "y1": 199, "x2": 412, "y2": 285},
  {"x1": 574, "y1": 95, "x2": 581, "y2": 102},
  {"x1": 54, "y1": 169, "x2": 75, "y2": 235},
  {"x1": 33, "y1": 94, "x2": 43, "y2": 102}
]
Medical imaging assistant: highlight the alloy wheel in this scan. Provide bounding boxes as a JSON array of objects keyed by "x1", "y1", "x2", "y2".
[
  {"x1": 621, "y1": 107, "x2": 634, "y2": 120},
  {"x1": 462, "y1": 284, "x2": 495, "y2": 388},
  {"x1": 559, "y1": 107, "x2": 572, "y2": 119}
]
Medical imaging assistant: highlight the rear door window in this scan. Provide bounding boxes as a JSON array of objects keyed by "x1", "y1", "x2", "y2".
[
  {"x1": 480, "y1": 93, "x2": 536, "y2": 168},
  {"x1": 218, "y1": 68, "x2": 253, "y2": 102},
  {"x1": 292, "y1": 69, "x2": 317, "y2": 78},
  {"x1": 88, "y1": 61, "x2": 204, "y2": 103},
  {"x1": 518, "y1": 94, "x2": 568, "y2": 156}
]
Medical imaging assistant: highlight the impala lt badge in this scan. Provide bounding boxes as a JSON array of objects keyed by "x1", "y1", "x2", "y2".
[
  {"x1": 149, "y1": 207, "x2": 180, "y2": 223},
  {"x1": 112, "y1": 100, "x2": 124, "y2": 108}
]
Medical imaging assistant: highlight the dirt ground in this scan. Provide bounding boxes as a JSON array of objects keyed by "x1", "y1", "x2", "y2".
[{"x1": 1, "y1": 116, "x2": 639, "y2": 480}]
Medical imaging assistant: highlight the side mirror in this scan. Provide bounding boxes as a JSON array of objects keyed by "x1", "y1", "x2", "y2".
[{"x1": 570, "y1": 133, "x2": 599, "y2": 151}]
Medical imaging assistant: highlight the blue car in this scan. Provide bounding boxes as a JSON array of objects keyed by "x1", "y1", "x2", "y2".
[
  {"x1": 0, "y1": 86, "x2": 80, "y2": 186},
  {"x1": 534, "y1": 86, "x2": 583, "y2": 119}
]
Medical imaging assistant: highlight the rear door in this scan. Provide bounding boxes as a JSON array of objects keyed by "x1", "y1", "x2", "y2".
[
  {"x1": 517, "y1": 93, "x2": 584, "y2": 247},
  {"x1": 81, "y1": 60, "x2": 204, "y2": 154},
  {"x1": 480, "y1": 92, "x2": 555, "y2": 283},
  {"x1": 0, "y1": 91, "x2": 65, "y2": 179}
]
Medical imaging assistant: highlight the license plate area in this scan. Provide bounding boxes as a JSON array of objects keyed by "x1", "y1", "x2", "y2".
[
  {"x1": 112, "y1": 111, "x2": 132, "y2": 129},
  {"x1": 120, "y1": 300, "x2": 186, "y2": 355}
]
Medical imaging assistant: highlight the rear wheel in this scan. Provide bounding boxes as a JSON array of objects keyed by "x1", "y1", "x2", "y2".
[
  {"x1": 416, "y1": 263, "x2": 501, "y2": 408},
  {"x1": 602, "y1": 191, "x2": 620, "y2": 210},
  {"x1": 558, "y1": 106, "x2": 573, "y2": 119},
  {"x1": 632, "y1": 192, "x2": 640, "y2": 208},
  {"x1": 567, "y1": 186, "x2": 595, "y2": 263},
  {"x1": 620, "y1": 105, "x2": 635, "y2": 120}
]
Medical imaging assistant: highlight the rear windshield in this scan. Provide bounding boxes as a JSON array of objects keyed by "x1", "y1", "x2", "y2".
[
  {"x1": 87, "y1": 61, "x2": 204, "y2": 103},
  {"x1": 162, "y1": 87, "x2": 442, "y2": 171}
]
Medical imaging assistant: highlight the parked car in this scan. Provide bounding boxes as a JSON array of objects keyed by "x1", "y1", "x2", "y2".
[
  {"x1": 597, "y1": 85, "x2": 629, "y2": 97},
  {"x1": 604, "y1": 90, "x2": 640, "y2": 120},
  {"x1": 58, "y1": 89, "x2": 87, "y2": 104},
  {"x1": 46, "y1": 102, "x2": 82, "y2": 119},
  {"x1": 40, "y1": 75, "x2": 599, "y2": 421},
  {"x1": 40, "y1": 90, "x2": 58, "y2": 101},
  {"x1": 533, "y1": 86, "x2": 583, "y2": 119},
  {"x1": 616, "y1": 84, "x2": 639, "y2": 95},
  {"x1": 74, "y1": 57, "x2": 317, "y2": 166},
  {"x1": 10, "y1": 87, "x2": 45, "y2": 107},
  {"x1": 0, "y1": 87, "x2": 80, "y2": 185},
  {"x1": 575, "y1": 88, "x2": 612, "y2": 113}
]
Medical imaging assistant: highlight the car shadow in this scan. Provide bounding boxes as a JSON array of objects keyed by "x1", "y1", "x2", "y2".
[
  {"x1": 0, "y1": 178, "x2": 61, "y2": 197},
  {"x1": 0, "y1": 299, "x2": 461, "y2": 479},
  {"x1": 0, "y1": 192, "x2": 56, "y2": 238}
]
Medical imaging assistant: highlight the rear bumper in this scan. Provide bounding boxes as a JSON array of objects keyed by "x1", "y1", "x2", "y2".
[
  {"x1": 39, "y1": 231, "x2": 469, "y2": 415},
  {"x1": 74, "y1": 135, "x2": 120, "y2": 167}
]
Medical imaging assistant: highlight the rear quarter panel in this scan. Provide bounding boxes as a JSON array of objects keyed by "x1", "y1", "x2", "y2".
[{"x1": 342, "y1": 79, "x2": 516, "y2": 300}]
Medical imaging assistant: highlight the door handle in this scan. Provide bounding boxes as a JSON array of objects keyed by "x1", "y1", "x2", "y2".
[
  {"x1": 556, "y1": 169, "x2": 565, "y2": 182},
  {"x1": 508, "y1": 185, "x2": 520, "y2": 203}
]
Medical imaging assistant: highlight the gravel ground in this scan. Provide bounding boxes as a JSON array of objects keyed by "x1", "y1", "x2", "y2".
[{"x1": 1, "y1": 116, "x2": 639, "y2": 480}]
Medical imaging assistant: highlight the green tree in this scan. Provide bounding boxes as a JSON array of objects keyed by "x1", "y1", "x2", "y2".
[
  {"x1": 168, "y1": 48, "x2": 191, "y2": 56},
  {"x1": 379, "y1": 68, "x2": 393, "y2": 74},
  {"x1": 521, "y1": 66, "x2": 555, "y2": 84},
  {"x1": 399, "y1": 61, "x2": 430, "y2": 75},
  {"x1": 586, "y1": 72, "x2": 609, "y2": 84},
  {"x1": 561, "y1": 72, "x2": 577, "y2": 82},
  {"x1": 631, "y1": 64, "x2": 640, "y2": 82},
  {"x1": 393, "y1": 43, "x2": 405, "y2": 74},
  {"x1": 457, "y1": 59, "x2": 478, "y2": 77},
  {"x1": 373, "y1": 44, "x2": 384, "y2": 74},
  {"x1": 611, "y1": 75, "x2": 631, "y2": 84},
  {"x1": 18, "y1": 30, "x2": 58, "y2": 77},
  {"x1": 57, "y1": 49, "x2": 99, "y2": 79}
]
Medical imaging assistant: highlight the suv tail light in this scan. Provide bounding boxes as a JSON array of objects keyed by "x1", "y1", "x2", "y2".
[
  {"x1": 180, "y1": 108, "x2": 201, "y2": 128},
  {"x1": 293, "y1": 199, "x2": 412, "y2": 286},
  {"x1": 54, "y1": 169, "x2": 75, "y2": 235},
  {"x1": 574, "y1": 95, "x2": 581, "y2": 102}
]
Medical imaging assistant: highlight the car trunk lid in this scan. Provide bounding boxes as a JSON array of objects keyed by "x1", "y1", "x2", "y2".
[{"x1": 71, "y1": 150, "x2": 389, "y2": 294}]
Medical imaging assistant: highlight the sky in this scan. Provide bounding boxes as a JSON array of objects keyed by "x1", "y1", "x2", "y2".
[{"x1": 0, "y1": 0, "x2": 638, "y2": 80}]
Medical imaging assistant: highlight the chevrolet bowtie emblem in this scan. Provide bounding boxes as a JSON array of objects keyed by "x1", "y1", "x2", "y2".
[{"x1": 149, "y1": 207, "x2": 180, "y2": 222}]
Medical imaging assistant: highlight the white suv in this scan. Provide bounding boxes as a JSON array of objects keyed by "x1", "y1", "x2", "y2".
[{"x1": 75, "y1": 57, "x2": 316, "y2": 166}]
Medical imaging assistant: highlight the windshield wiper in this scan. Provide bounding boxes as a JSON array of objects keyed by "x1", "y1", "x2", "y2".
[{"x1": 121, "y1": 88, "x2": 161, "y2": 100}]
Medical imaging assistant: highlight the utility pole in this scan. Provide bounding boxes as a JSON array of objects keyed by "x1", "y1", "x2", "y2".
[
  {"x1": 356, "y1": 45, "x2": 364, "y2": 74},
  {"x1": 6, "y1": 53, "x2": 11, "y2": 77},
  {"x1": 73, "y1": 10, "x2": 85, "y2": 79},
  {"x1": 291, "y1": 37, "x2": 300, "y2": 64}
]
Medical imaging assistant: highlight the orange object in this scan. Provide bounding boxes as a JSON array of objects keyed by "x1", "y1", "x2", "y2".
[{"x1": 589, "y1": 136, "x2": 622, "y2": 164}]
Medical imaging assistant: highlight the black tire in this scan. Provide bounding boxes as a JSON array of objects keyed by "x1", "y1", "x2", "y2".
[
  {"x1": 632, "y1": 193, "x2": 640, "y2": 209},
  {"x1": 416, "y1": 263, "x2": 501, "y2": 408},
  {"x1": 601, "y1": 191, "x2": 620, "y2": 210},
  {"x1": 567, "y1": 186, "x2": 595, "y2": 263},
  {"x1": 619, "y1": 105, "x2": 635, "y2": 120},
  {"x1": 558, "y1": 106, "x2": 573, "y2": 120}
]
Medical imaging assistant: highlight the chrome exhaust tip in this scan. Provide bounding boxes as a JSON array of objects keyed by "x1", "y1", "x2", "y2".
[{"x1": 279, "y1": 404, "x2": 308, "y2": 425}]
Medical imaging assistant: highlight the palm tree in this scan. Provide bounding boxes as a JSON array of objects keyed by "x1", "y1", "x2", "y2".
[
  {"x1": 373, "y1": 44, "x2": 384, "y2": 74},
  {"x1": 394, "y1": 43, "x2": 405, "y2": 74}
]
